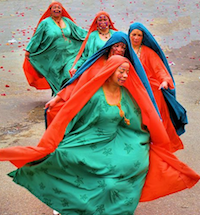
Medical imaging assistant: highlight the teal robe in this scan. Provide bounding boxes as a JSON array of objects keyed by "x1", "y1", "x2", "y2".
[
  {"x1": 74, "y1": 30, "x2": 116, "y2": 70},
  {"x1": 9, "y1": 87, "x2": 150, "y2": 214},
  {"x1": 26, "y1": 17, "x2": 87, "y2": 94}
]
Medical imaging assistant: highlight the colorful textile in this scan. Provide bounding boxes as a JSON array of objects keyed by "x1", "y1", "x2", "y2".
[
  {"x1": 74, "y1": 29, "x2": 116, "y2": 70},
  {"x1": 1, "y1": 56, "x2": 199, "y2": 209},
  {"x1": 138, "y1": 45, "x2": 183, "y2": 152},
  {"x1": 23, "y1": 2, "x2": 87, "y2": 94},
  {"x1": 9, "y1": 87, "x2": 150, "y2": 214},
  {"x1": 128, "y1": 22, "x2": 188, "y2": 135},
  {"x1": 61, "y1": 31, "x2": 160, "y2": 116}
]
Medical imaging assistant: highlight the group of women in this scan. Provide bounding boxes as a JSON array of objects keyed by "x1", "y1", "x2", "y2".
[{"x1": 0, "y1": 1, "x2": 199, "y2": 215}]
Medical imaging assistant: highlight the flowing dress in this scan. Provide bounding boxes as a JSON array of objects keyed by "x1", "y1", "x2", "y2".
[
  {"x1": 74, "y1": 30, "x2": 116, "y2": 70},
  {"x1": 140, "y1": 45, "x2": 183, "y2": 152},
  {"x1": 9, "y1": 87, "x2": 150, "y2": 214},
  {"x1": 25, "y1": 17, "x2": 87, "y2": 94}
]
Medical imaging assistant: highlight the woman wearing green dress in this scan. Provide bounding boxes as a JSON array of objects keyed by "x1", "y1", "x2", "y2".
[
  {"x1": 1, "y1": 56, "x2": 199, "y2": 214},
  {"x1": 23, "y1": 2, "x2": 87, "y2": 95},
  {"x1": 69, "y1": 11, "x2": 117, "y2": 76}
]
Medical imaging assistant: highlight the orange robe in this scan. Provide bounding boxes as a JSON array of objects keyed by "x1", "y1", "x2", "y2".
[{"x1": 140, "y1": 45, "x2": 183, "y2": 152}]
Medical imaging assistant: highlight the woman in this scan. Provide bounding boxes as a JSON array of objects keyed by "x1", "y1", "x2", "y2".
[
  {"x1": 0, "y1": 56, "x2": 199, "y2": 214},
  {"x1": 128, "y1": 22, "x2": 188, "y2": 151},
  {"x1": 23, "y1": 2, "x2": 87, "y2": 95},
  {"x1": 69, "y1": 11, "x2": 118, "y2": 76}
]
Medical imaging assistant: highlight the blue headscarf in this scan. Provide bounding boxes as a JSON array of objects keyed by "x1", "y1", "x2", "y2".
[
  {"x1": 128, "y1": 22, "x2": 188, "y2": 135},
  {"x1": 62, "y1": 31, "x2": 161, "y2": 117}
]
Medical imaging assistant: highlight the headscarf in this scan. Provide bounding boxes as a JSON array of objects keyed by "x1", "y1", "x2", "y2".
[
  {"x1": 128, "y1": 22, "x2": 175, "y2": 86},
  {"x1": 62, "y1": 31, "x2": 160, "y2": 117},
  {"x1": 35, "y1": 1, "x2": 75, "y2": 32},
  {"x1": 23, "y1": 1, "x2": 76, "y2": 90},
  {"x1": 71, "y1": 11, "x2": 118, "y2": 68},
  {"x1": 128, "y1": 22, "x2": 188, "y2": 135},
  {"x1": 1, "y1": 56, "x2": 199, "y2": 203}
]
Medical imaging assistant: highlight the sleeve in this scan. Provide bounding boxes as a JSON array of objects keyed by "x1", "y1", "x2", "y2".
[
  {"x1": 73, "y1": 35, "x2": 93, "y2": 70},
  {"x1": 66, "y1": 18, "x2": 88, "y2": 41},
  {"x1": 26, "y1": 21, "x2": 47, "y2": 53}
]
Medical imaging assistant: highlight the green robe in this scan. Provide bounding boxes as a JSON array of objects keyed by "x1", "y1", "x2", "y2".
[
  {"x1": 26, "y1": 17, "x2": 87, "y2": 94},
  {"x1": 74, "y1": 30, "x2": 116, "y2": 70},
  {"x1": 9, "y1": 87, "x2": 150, "y2": 214}
]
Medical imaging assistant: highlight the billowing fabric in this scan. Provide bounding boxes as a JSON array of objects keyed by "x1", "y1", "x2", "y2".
[
  {"x1": 139, "y1": 45, "x2": 183, "y2": 152},
  {"x1": 62, "y1": 31, "x2": 160, "y2": 117},
  {"x1": 128, "y1": 22, "x2": 188, "y2": 135},
  {"x1": 0, "y1": 56, "x2": 199, "y2": 208},
  {"x1": 72, "y1": 11, "x2": 118, "y2": 69},
  {"x1": 9, "y1": 87, "x2": 150, "y2": 214},
  {"x1": 23, "y1": 1, "x2": 76, "y2": 90},
  {"x1": 23, "y1": 2, "x2": 87, "y2": 94}
]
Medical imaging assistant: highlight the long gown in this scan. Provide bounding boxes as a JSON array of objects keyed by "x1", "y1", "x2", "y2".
[
  {"x1": 140, "y1": 45, "x2": 183, "y2": 152},
  {"x1": 9, "y1": 87, "x2": 150, "y2": 214},
  {"x1": 25, "y1": 17, "x2": 87, "y2": 94}
]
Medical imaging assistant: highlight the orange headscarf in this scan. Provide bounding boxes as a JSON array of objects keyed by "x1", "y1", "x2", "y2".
[
  {"x1": 23, "y1": 1, "x2": 76, "y2": 90},
  {"x1": 72, "y1": 11, "x2": 118, "y2": 68},
  {"x1": 35, "y1": 1, "x2": 75, "y2": 31}
]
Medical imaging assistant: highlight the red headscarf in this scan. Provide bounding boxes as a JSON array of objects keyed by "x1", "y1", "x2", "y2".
[
  {"x1": 72, "y1": 11, "x2": 118, "y2": 68},
  {"x1": 23, "y1": 1, "x2": 76, "y2": 90}
]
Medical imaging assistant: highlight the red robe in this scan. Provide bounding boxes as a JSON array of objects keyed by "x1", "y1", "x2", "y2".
[{"x1": 140, "y1": 45, "x2": 183, "y2": 152}]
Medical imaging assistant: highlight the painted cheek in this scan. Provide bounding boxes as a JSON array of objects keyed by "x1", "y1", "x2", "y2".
[
  {"x1": 112, "y1": 47, "x2": 117, "y2": 53},
  {"x1": 117, "y1": 74, "x2": 122, "y2": 81}
]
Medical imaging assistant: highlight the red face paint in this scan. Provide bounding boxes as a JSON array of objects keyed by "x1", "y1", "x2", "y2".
[
  {"x1": 97, "y1": 15, "x2": 110, "y2": 30},
  {"x1": 51, "y1": 4, "x2": 62, "y2": 17},
  {"x1": 109, "y1": 42, "x2": 126, "y2": 57},
  {"x1": 109, "y1": 63, "x2": 130, "y2": 86}
]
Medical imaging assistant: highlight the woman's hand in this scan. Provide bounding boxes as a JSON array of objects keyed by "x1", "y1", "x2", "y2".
[
  {"x1": 159, "y1": 81, "x2": 168, "y2": 90},
  {"x1": 25, "y1": 51, "x2": 30, "y2": 60},
  {"x1": 69, "y1": 68, "x2": 77, "y2": 76},
  {"x1": 45, "y1": 95, "x2": 62, "y2": 111}
]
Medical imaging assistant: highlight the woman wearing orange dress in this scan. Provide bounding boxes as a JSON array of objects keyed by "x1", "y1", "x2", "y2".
[{"x1": 128, "y1": 22, "x2": 188, "y2": 152}]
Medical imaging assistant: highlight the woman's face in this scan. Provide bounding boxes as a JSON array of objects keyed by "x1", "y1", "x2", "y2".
[
  {"x1": 50, "y1": 4, "x2": 62, "y2": 18},
  {"x1": 130, "y1": 29, "x2": 143, "y2": 47},
  {"x1": 109, "y1": 42, "x2": 126, "y2": 57},
  {"x1": 109, "y1": 62, "x2": 130, "y2": 86},
  {"x1": 97, "y1": 14, "x2": 110, "y2": 30}
]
